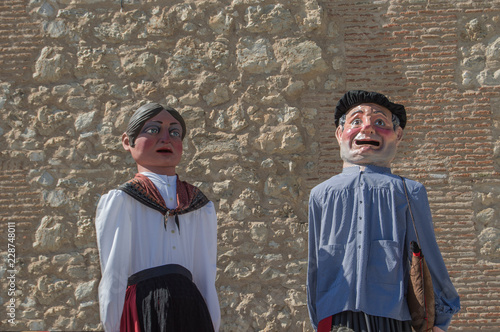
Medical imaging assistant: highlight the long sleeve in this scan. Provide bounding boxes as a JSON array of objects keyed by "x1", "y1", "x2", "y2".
[
  {"x1": 307, "y1": 193, "x2": 320, "y2": 330},
  {"x1": 95, "y1": 191, "x2": 133, "y2": 332},
  {"x1": 307, "y1": 167, "x2": 460, "y2": 330},
  {"x1": 191, "y1": 202, "x2": 221, "y2": 331},
  {"x1": 406, "y1": 183, "x2": 461, "y2": 331},
  {"x1": 95, "y1": 174, "x2": 221, "y2": 332}
]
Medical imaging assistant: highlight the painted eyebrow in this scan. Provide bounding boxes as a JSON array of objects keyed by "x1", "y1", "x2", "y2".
[
  {"x1": 146, "y1": 120, "x2": 181, "y2": 126},
  {"x1": 348, "y1": 109, "x2": 390, "y2": 117}
]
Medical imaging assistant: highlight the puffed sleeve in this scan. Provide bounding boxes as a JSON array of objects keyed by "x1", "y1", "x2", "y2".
[
  {"x1": 95, "y1": 190, "x2": 133, "y2": 332},
  {"x1": 406, "y1": 182, "x2": 461, "y2": 331},
  {"x1": 191, "y1": 201, "x2": 221, "y2": 331},
  {"x1": 307, "y1": 191, "x2": 321, "y2": 330}
]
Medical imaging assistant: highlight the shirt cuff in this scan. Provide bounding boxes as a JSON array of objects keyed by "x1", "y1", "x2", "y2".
[{"x1": 434, "y1": 312, "x2": 452, "y2": 331}]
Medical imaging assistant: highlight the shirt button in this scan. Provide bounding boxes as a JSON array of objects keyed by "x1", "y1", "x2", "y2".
[
  {"x1": 358, "y1": 245, "x2": 361, "y2": 249},
  {"x1": 359, "y1": 231, "x2": 362, "y2": 234},
  {"x1": 172, "y1": 246, "x2": 176, "y2": 250},
  {"x1": 171, "y1": 230, "x2": 175, "y2": 234}
]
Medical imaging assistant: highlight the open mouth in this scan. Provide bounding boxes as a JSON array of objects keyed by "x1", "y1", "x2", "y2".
[
  {"x1": 157, "y1": 148, "x2": 173, "y2": 153},
  {"x1": 355, "y1": 140, "x2": 380, "y2": 147}
]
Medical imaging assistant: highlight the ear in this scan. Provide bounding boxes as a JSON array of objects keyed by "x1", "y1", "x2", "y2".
[
  {"x1": 122, "y1": 133, "x2": 132, "y2": 151},
  {"x1": 395, "y1": 126, "x2": 403, "y2": 145},
  {"x1": 335, "y1": 126, "x2": 343, "y2": 145}
]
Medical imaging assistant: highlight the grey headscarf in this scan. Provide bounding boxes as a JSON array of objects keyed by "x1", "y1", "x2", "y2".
[{"x1": 125, "y1": 103, "x2": 186, "y2": 147}]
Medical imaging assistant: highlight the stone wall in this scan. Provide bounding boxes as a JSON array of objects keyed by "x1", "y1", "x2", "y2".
[{"x1": 0, "y1": 0, "x2": 499, "y2": 331}]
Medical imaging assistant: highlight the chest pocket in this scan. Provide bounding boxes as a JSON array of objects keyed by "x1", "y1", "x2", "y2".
[
  {"x1": 367, "y1": 240, "x2": 402, "y2": 285},
  {"x1": 317, "y1": 244, "x2": 346, "y2": 292}
]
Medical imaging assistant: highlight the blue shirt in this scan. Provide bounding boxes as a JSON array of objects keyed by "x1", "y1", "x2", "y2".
[{"x1": 307, "y1": 165, "x2": 460, "y2": 330}]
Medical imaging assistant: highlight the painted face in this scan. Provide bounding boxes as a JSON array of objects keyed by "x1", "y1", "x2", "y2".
[
  {"x1": 335, "y1": 103, "x2": 403, "y2": 168},
  {"x1": 122, "y1": 110, "x2": 183, "y2": 175}
]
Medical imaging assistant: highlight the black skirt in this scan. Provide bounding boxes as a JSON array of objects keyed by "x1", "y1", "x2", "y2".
[
  {"x1": 329, "y1": 311, "x2": 412, "y2": 332},
  {"x1": 121, "y1": 264, "x2": 214, "y2": 332}
]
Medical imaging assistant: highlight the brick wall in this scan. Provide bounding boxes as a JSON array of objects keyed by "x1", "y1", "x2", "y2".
[
  {"x1": 0, "y1": 0, "x2": 41, "y2": 82},
  {"x1": 0, "y1": 168, "x2": 42, "y2": 252}
]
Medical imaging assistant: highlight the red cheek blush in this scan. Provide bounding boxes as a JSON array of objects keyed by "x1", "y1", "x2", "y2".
[
  {"x1": 374, "y1": 127, "x2": 394, "y2": 136},
  {"x1": 342, "y1": 127, "x2": 360, "y2": 139}
]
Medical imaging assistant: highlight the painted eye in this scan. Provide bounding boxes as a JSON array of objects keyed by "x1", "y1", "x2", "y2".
[
  {"x1": 170, "y1": 129, "x2": 181, "y2": 138},
  {"x1": 144, "y1": 126, "x2": 160, "y2": 135},
  {"x1": 375, "y1": 119, "x2": 386, "y2": 126},
  {"x1": 351, "y1": 119, "x2": 362, "y2": 126}
]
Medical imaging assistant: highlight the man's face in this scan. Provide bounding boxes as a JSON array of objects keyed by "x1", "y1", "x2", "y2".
[
  {"x1": 122, "y1": 110, "x2": 183, "y2": 175},
  {"x1": 335, "y1": 103, "x2": 403, "y2": 168}
]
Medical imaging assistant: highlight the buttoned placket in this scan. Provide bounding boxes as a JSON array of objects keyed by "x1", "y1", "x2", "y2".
[
  {"x1": 162, "y1": 176, "x2": 178, "y2": 252},
  {"x1": 167, "y1": 181, "x2": 174, "y2": 205},
  {"x1": 164, "y1": 178, "x2": 176, "y2": 209},
  {"x1": 358, "y1": 171, "x2": 365, "y2": 244},
  {"x1": 356, "y1": 171, "x2": 365, "y2": 265},
  {"x1": 165, "y1": 215, "x2": 179, "y2": 252},
  {"x1": 354, "y1": 170, "x2": 367, "y2": 306}
]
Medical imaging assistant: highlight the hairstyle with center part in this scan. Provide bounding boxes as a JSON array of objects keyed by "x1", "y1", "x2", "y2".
[{"x1": 125, "y1": 102, "x2": 186, "y2": 147}]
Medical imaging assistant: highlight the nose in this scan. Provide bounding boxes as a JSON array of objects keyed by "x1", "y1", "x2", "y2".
[
  {"x1": 159, "y1": 128, "x2": 171, "y2": 143},
  {"x1": 360, "y1": 118, "x2": 375, "y2": 133}
]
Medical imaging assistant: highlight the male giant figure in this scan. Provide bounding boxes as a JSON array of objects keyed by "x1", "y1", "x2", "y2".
[{"x1": 307, "y1": 90, "x2": 460, "y2": 332}]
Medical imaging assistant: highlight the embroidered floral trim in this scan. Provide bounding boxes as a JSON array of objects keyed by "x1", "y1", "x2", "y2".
[{"x1": 118, "y1": 174, "x2": 209, "y2": 229}]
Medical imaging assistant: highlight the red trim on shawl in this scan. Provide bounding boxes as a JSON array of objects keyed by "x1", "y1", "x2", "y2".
[
  {"x1": 133, "y1": 174, "x2": 166, "y2": 208},
  {"x1": 174, "y1": 175, "x2": 200, "y2": 212},
  {"x1": 118, "y1": 173, "x2": 209, "y2": 218}
]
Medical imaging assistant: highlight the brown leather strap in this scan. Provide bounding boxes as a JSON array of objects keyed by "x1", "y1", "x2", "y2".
[{"x1": 400, "y1": 176, "x2": 421, "y2": 248}]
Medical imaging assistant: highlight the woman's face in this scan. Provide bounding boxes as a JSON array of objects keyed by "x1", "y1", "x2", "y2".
[
  {"x1": 122, "y1": 110, "x2": 183, "y2": 175},
  {"x1": 335, "y1": 103, "x2": 403, "y2": 168}
]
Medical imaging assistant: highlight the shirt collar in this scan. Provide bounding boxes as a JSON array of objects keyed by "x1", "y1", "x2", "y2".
[
  {"x1": 342, "y1": 165, "x2": 392, "y2": 174},
  {"x1": 141, "y1": 172, "x2": 177, "y2": 185}
]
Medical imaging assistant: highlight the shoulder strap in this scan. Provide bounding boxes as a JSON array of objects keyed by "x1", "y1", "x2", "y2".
[{"x1": 400, "y1": 176, "x2": 421, "y2": 248}]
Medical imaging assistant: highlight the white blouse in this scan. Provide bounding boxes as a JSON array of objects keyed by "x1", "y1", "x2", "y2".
[{"x1": 95, "y1": 173, "x2": 220, "y2": 332}]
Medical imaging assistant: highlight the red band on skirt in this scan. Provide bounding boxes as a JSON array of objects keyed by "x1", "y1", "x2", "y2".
[
  {"x1": 318, "y1": 315, "x2": 333, "y2": 332},
  {"x1": 118, "y1": 266, "x2": 214, "y2": 332},
  {"x1": 120, "y1": 284, "x2": 141, "y2": 332}
]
